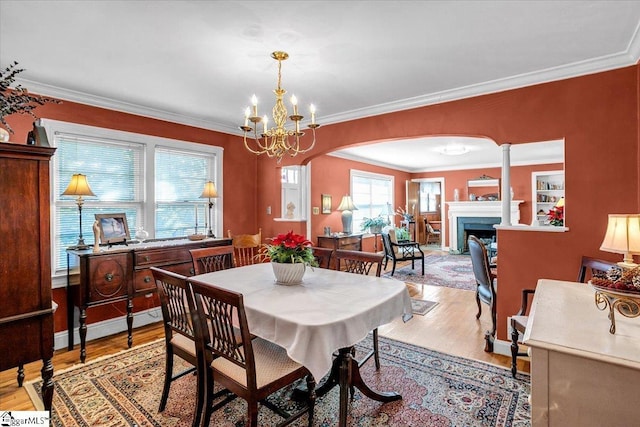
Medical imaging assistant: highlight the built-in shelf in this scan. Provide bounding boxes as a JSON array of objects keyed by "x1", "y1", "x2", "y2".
[{"x1": 532, "y1": 170, "x2": 564, "y2": 226}]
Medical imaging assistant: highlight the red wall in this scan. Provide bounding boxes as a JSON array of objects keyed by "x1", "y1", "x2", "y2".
[
  {"x1": 257, "y1": 65, "x2": 639, "y2": 341},
  {"x1": 4, "y1": 65, "x2": 639, "y2": 344}
]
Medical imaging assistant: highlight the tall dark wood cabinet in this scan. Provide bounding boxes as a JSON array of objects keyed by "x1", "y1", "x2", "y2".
[{"x1": 0, "y1": 142, "x2": 56, "y2": 410}]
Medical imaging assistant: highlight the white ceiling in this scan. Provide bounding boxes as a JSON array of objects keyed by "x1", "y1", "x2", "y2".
[{"x1": 1, "y1": 1, "x2": 639, "y2": 171}]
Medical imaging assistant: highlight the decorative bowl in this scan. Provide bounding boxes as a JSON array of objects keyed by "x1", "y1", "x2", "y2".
[
  {"x1": 590, "y1": 282, "x2": 640, "y2": 334},
  {"x1": 188, "y1": 234, "x2": 206, "y2": 241}
]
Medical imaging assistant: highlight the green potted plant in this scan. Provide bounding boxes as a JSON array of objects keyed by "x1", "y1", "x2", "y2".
[
  {"x1": 1, "y1": 61, "x2": 60, "y2": 141},
  {"x1": 361, "y1": 215, "x2": 387, "y2": 234}
]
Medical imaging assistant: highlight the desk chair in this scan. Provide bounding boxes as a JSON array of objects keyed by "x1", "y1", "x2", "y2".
[
  {"x1": 151, "y1": 267, "x2": 203, "y2": 427},
  {"x1": 189, "y1": 245, "x2": 235, "y2": 275},
  {"x1": 227, "y1": 228, "x2": 262, "y2": 267},
  {"x1": 468, "y1": 235, "x2": 497, "y2": 352},
  {"x1": 189, "y1": 278, "x2": 316, "y2": 427},
  {"x1": 335, "y1": 249, "x2": 384, "y2": 371}
]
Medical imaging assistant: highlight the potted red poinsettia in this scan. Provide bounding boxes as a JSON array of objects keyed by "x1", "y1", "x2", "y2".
[{"x1": 259, "y1": 231, "x2": 318, "y2": 285}]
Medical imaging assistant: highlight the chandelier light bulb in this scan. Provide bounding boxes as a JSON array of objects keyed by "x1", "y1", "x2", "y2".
[
  {"x1": 291, "y1": 94, "x2": 298, "y2": 115},
  {"x1": 262, "y1": 115, "x2": 268, "y2": 133},
  {"x1": 244, "y1": 107, "x2": 250, "y2": 126},
  {"x1": 309, "y1": 104, "x2": 316, "y2": 124},
  {"x1": 251, "y1": 94, "x2": 258, "y2": 116}
]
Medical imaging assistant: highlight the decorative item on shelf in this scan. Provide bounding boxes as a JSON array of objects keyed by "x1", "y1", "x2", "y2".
[
  {"x1": 395, "y1": 206, "x2": 414, "y2": 222},
  {"x1": 361, "y1": 215, "x2": 386, "y2": 234},
  {"x1": 546, "y1": 197, "x2": 564, "y2": 226},
  {"x1": 453, "y1": 188, "x2": 460, "y2": 201},
  {"x1": 1, "y1": 61, "x2": 61, "y2": 139},
  {"x1": 62, "y1": 173, "x2": 96, "y2": 249},
  {"x1": 337, "y1": 195, "x2": 358, "y2": 235},
  {"x1": 239, "y1": 51, "x2": 320, "y2": 163},
  {"x1": 134, "y1": 226, "x2": 149, "y2": 243},
  {"x1": 92, "y1": 220, "x2": 100, "y2": 253},
  {"x1": 258, "y1": 230, "x2": 318, "y2": 285},
  {"x1": 200, "y1": 180, "x2": 218, "y2": 238},
  {"x1": 599, "y1": 213, "x2": 640, "y2": 268}
]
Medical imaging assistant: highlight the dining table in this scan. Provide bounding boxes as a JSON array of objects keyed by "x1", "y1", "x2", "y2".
[{"x1": 191, "y1": 262, "x2": 413, "y2": 426}]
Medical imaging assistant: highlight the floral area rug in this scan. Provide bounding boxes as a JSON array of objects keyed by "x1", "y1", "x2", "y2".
[
  {"x1": 411, "y1": 298, "x2": 438, "y2": 315},
  {"x1": 27, "y1": 337, "x2": 530, "y2": 426},
  {"x1": 384, "y1": 254, "x2": 477, "y2": 291}
]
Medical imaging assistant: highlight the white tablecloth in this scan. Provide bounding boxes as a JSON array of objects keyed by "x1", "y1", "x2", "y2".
[{"x1": 192, "y1": 263, "x2": 413, "y2": 381}]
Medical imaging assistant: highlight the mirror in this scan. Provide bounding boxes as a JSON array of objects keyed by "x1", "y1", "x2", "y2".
[{"x1": 467, "y1": 175, "x2": 500, "y2": 201}]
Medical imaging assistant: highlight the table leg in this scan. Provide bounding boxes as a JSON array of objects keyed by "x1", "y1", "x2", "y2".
[{"x1": 127, "y1": 298, "x2": 133, "y2": 348}]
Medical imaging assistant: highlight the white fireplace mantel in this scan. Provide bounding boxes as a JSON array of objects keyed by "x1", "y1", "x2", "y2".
[{"x1": 447, "y1": 201, "x2": 523, "y2": 252}]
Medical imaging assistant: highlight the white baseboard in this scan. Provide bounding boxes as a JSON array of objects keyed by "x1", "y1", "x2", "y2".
[
  {"x1": 493, "y1": 338, "x2": 511, "y2": 356},
  {"x1": 54, "y1": 307, "x2": 163, "y2": 351}
]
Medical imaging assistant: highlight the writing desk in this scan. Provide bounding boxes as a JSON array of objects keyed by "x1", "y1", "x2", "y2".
[{"x1": 193, "y1": 263, "x2": 413, "y2": 426}]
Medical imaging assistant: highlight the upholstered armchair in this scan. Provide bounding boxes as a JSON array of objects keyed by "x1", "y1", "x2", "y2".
[{"x1": 380, "y1": 226, "x2": 425, "y2": 276}]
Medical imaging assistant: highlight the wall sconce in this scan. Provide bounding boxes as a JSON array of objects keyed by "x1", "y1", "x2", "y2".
[
  {"x1": 600, "y1": 214, "x2": 640, "y2": 268},
  {"x1": 337, "y1": 195, "x2": 358, "y2": 235},
  {"x1": 200, "y1": 180, "x2": 218, "y2": 238},
  {"x1": 62, "y1": 173, "x2": 96, "y2": 248}
]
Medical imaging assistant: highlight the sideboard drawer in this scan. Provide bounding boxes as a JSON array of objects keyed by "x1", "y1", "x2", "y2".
[
  {"x1": 135, "y1": 247, "x2": 191, "y2": 266},
  {"x1": 133, "y1": 268, "x2": 155, "y2": 294},
  {"x1": 340, "y1": 236, "x2": 362, "y2": 250}
]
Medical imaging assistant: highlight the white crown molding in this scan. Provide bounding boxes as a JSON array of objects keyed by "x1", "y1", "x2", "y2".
[{"x1": 14, "y1": 46, "x2": 640, "y2": 136}]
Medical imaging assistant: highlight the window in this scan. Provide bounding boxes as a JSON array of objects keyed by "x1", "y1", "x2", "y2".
[
  {"x1": 280, "y1": 165, "x2": 307, "y2": 220},
  {"x1": 44, "y1": 119, "x2": 222, "y2": 275},
  {"x1": 350, "y1": 170, "x2": 394, "y2": 232},
  {"x1": 419, "y1": 181, "x2": 441, "y2": 212}
]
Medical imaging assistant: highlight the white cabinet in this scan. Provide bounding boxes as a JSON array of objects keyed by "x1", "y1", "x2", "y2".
[{"x1": 531, "y1": 170, "x2": 564, "y2": 226}]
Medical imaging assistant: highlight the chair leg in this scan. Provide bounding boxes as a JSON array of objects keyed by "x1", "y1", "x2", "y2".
[
  {"x1": 373, "y1": 328, "x2": 380, "y2": 370},
  {"x1": 391, "y1": 260, "x2": 397, "y2": 276},
  {"x1": 420, "y1": 257, "x2": 424, "y2": 275},
  {"x1": 510, "y1": 323, "x2": 519, "y2": 378},
  {"x1": 475, "y1": 290, "x2": 482, "y2": 319},
  {"x1": 247, "y1": 398, "x2": 259, "y2": 427},
  {"x1": 159, "y1": 347, "x2": 173, "y2": 412}
]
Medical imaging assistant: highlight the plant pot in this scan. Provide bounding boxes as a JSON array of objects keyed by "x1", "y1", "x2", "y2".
[
  {"x1": 271, "y1": 261, "x2": 306, "y2": 286},
  {"x1": 369, "y1": 225, "x2": 383, "y2": 234}
]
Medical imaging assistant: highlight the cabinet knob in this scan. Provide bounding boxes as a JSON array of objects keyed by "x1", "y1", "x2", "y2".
[
  {"x1": 144, "y1": 256, "x2": 150, "y2": 262},
  {"x1": 190, "y1": 268, "x2": 195, "y2": 275},
  {"x1": 144, "y1": 276, "x2": 151, "y2": 283},
  {"x1": 105, "y1": 273, "x2": 113, "y2": 282}
]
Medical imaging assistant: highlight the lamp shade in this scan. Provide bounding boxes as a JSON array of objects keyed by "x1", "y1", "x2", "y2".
[
  {"x1": 555, "y1": 197, "x2": 565, "y2": 208},
  {"x1": 200, "y1": 181, "x2": 218, "y2": 198},
  {"x1": 62, "y1": 174, "x2": 95, "y2": 197},
  {"x1": 337, "y1": 195, "x2": 358, "y2": 211},
  {"x1": 600, "y1": 214, "x2": 640, "y2": 268}
]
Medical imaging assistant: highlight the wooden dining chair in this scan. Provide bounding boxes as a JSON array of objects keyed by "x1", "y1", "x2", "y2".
[
  {"x1": 511, "y1": 255, "x2": 617, "y2": 377},
  {"x1": 188, "y1": 277, "x2": 316, "y2": 427},
  {"x1": 189, "y1": 245, "x2": 235, "y2": 275},
  {"x1": 334, "y1": 249, "x2": 384, "y2": 371},
  {"x1": 312, "y1": 246, "x2": 333, "y2": 269},
  {"x1": 150, "y1": 267, "x2": 203, "y2": 427},
  {"x1": 227, "y1": 228, "x2": 262, "y2": 267},
  {"x1": 468, "y1": 235, "x2": 497, "y2": 352},
  {"x1": 577, "y1": 255, "x2": 617, "y2": 283}
]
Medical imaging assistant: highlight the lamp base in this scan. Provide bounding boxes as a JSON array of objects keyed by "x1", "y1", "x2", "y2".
[{"x1": 341, "y1": 211, "x2": 353, "y2": 235}]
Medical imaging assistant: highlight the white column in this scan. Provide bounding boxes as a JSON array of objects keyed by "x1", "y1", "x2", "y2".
[{"x1": 501, "y1": 143, "x2": 511, "y2": 225}]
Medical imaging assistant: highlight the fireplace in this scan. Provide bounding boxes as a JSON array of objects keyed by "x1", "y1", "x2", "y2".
[
  {"x1": 458, "y1": 217, "x2": 501, "y2": 253},
  {"x1": 446, "y1": 201, "x2": 523, "y2": 253}
]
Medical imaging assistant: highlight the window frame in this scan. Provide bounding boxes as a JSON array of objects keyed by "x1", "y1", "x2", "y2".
[
  {"x1": 349, "y1": 169, "x2": 395, "y2": 233},
  {"x1": 42, "y1": 119, "x2": 223, "y2": 283}
]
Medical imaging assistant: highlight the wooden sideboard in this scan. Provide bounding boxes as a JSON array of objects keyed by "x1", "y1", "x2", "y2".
[
  {"x1": 67, "y1": 238, "x2": 231, "y2": 362},
  {"x1": 0, "y1": 142, "x2": 56, "y2": 410},
  {"x1": 524, "y1": 279, "x2": 640, "y2": 426},
  {"x1": 317, "y1": 234, "x2": 363, "y2": 269}
]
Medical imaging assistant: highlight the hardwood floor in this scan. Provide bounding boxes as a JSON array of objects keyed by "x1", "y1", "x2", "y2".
[{"x1": 0, "y1": 251, "x2": 529, "y2": 411}]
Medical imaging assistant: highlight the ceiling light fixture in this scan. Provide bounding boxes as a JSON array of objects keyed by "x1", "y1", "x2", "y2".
[
  {"x1": 437, "y1": 143, "x2": 469, "y2": 156},
  {"x1": 240, "y1": 51, "x2": 320, "y2": 163}
]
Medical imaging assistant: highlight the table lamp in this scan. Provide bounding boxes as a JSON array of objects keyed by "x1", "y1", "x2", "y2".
[
  {"x1": 200, "y1": 180, "x2": 218, "y2": 238},
  {"x1": 337, "y1": 195, "x2": 358, "y2": 235},
  {"x1": 62, "y1": 173, "x2": 96, "y2": 248},
  {"x1": 599, "y1": 214, "x2": 640, "y2": 268}
]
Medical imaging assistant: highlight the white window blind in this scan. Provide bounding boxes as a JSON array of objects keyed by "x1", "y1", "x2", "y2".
[{"x1": 155, "y1": 147, "x2": 216, "y2": 238}]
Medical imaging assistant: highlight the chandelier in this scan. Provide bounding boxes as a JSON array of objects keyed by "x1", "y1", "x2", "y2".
[{"x1": 240, "y1": 51, "x2": 320, "y2": 162}]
